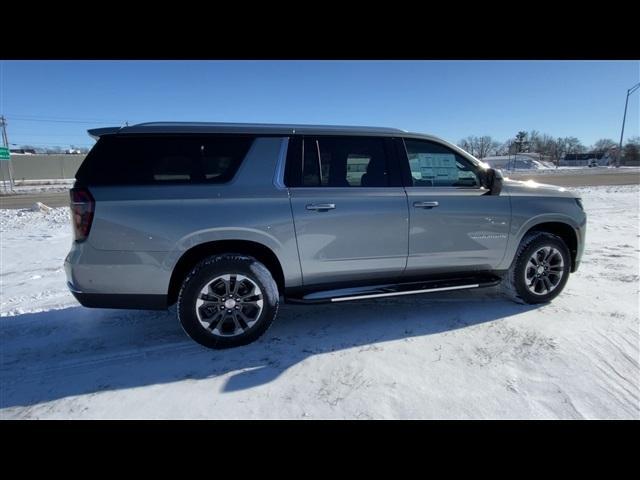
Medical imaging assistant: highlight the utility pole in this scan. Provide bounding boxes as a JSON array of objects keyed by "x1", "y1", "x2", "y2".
[
  {"x1": 617, "y1": 82, "x2": 640, "y2": 168},
  {"x1": 0, "y1": 115, "x2": 15, "y2": 192}
]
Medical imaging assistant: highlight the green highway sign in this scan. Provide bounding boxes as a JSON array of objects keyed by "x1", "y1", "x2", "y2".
[{"x1": 0, "y1": 146, "x2": 10, "y2": 160}]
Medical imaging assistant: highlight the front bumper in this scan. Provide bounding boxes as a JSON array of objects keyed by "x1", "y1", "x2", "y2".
[{"x1": 572, "y1": 219, "x2": 586, "y2": 272}]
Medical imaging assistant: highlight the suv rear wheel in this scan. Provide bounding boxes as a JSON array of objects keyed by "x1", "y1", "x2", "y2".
[
  {"x1": 502, "y1": 232, "x2": 571, "y2": 304},
  {"x1": 177, "y1": 254, "x2": 279, "y2": 348}
]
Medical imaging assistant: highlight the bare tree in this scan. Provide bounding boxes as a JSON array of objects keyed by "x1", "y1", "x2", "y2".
[
  {"x1": 514, "y1": 131, "x2": 529, "y2": 152},
  {"x1": 565, "y1": 137, "x2": 586, "y2": 154},
  {"x1": 527, "y1": 130, "x2": 540, "y2": 150},
  {"x1": 489, "y1": 138, "x2": 502, "y2": 156},
  {"x1": 592, "y1": 138, "x2": 617, "y2": 154},
  {"x1": 552, "y1": 137, "x2": 569, "y2": 165},
  {"x1": 458, "y1": 136, "x2": 476, "y2": 156},
  {"x1": 458, "y1": 132, "x2": 600, "y2": 165},
  {"x1": 539, "y1": 134, "x2": 557, "y2": 161},
  {"x1": 523, "y1": 132, "x2": 556, "y2": 162},
  {"x1": 458, "y1": 135, "x2": 501, "y2": 159},
  {"x1": 622, "y1": 136, "x2": 640, "y2": 165},
  {"x1": 475, "y1": 136, "x2": 498, "y2": 159},
  {"x1": 527, "y1": 130, "x2": 546, "y2": 158},
  {"x1": 499, "y1": 138, "x2": 517, "y2": 155}
]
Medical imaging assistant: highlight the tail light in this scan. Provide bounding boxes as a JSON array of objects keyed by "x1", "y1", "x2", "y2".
[{"x1": 70, "y1": 187, "x2": 95, "y2": 242}]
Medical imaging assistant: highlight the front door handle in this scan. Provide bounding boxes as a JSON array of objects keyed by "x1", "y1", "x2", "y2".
[
  {"x1": 306, "y1": 203, "x2": 336, "y2": 211},
  {"x1": 413, "y1": 201, "x2": 439, "y2": 209}
]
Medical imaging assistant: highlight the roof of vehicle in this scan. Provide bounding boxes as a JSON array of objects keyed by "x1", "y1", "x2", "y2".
[
  {"x1": 88, "y1": 122, "x2": 418, "y2": 139},
  {"x1": 85, "y1": 122, "x2": 470, "y2": 160}
]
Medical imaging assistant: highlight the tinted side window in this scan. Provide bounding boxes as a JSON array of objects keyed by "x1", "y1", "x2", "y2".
[
  {"x1": 303, "y1": 138, "x2": 321, "y2": 186},
  {"x1": 404, "y1": 139, "x2": 480, "y2": 187},
  {"x1": 301, "y1": 136, "x2": 390, "y2": 187},
  {"x1": 76, "y1": 135, "x2": 254, "y2": 186}
]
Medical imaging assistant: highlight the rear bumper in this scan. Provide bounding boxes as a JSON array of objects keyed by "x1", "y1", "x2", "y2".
[
  {"x1": 68, "y1": 282, "x2": 167, "y2": 310},
  {"x1": 64, "y1": 240, "x2": 171, "y2": 301}
]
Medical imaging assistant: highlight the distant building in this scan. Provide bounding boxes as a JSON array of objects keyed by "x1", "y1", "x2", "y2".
[
  {"x1": 563, "y1": 152, "x2": 604, "y2": 161},
  {"x1": 561, "y1": 152, "x2": 608, "y2": 167},
  {"x1": 9, "y1": 148, "x2": 37, "y2": 155}
]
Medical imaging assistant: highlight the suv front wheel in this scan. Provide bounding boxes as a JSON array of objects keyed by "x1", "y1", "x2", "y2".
[
  {"x1": 502, "y1": 232, "x2": 572, "y2": 304},
  {"x1": 177, "y1": 254, "x2": 279, "y2": 349}
]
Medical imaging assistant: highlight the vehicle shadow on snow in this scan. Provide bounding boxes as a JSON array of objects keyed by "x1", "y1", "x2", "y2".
[{"x1": 1, "y1": 288, "x2": 539, "y2": 410}]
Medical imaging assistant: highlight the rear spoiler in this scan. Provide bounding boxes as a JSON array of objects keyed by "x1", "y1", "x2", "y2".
[{"x1": 87, "y1": 126, "x2": 122, "y2": 140}]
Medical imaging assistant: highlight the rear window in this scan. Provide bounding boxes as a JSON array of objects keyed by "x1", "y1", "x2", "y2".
[{"x1": 75, "y1": 134, "x2": 255, "y2": 186}]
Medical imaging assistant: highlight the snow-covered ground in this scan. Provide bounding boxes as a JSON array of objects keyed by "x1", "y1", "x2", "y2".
[
  {"x1": 1, "y1": 186, "x2": 638, "y2": 419},
  {"x1": 508, "y1": 166, "x2": 640, "y2": 175},
  {"x1": 1, "y1": 179, "x2": 74, "y2": 195}
]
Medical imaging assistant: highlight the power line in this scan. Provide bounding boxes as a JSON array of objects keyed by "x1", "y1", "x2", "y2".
[
  {"x1": 6, "y1": 117, "x2": 121, "y2": 125},
  {"x1": 6, "y1": 114, "x2": 125, "y2": 124},
  {"x1": 10, "y1": 132, "x2": 96, "y2": 136}
]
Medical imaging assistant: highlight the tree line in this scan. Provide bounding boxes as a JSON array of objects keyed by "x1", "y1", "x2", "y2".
[
  {"x1": 458, "y1": 131, "x2": 640, "y2": 164},
  {"x1": 16, "y1": 132, "x2": 640, "y2": 164}
]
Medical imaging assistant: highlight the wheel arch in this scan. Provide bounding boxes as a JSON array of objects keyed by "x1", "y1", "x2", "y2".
[
  {"x1": 520, "y1": 221, "x2": 579, "y2": 272},
  {"x1": 167, "y1": 240, "x2": 286, "y2": 306}
]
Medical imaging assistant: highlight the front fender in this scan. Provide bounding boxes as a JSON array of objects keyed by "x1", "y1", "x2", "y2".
[{"x1": 498, "y1": 207, "x2": 586, "y2": 271}]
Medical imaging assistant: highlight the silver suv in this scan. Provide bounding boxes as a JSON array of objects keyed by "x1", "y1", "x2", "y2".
[{"x1": 65, "y1": 122, "x2": 586, "y2": 348}]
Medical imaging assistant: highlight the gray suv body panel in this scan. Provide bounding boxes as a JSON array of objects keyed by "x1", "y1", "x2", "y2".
[
  {"x1": 67, "y1": 137, "x2": 303, "y2": 297},
  {"x1": 289, "y1": 186, "x2": 409, "y2": 285},
  {"x1": 499, "y1": 179, "x2": 586, "y2": 271},
  {"x1": 403, "y1": 186, "x2": 511, "y2": 275},
  {"x1": 66, "y1": 122, "x2": 586, "y2": 308}
]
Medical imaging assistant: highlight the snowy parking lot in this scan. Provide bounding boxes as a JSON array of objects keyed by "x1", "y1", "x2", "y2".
[{"x1": 1, "y1": 185, "x2": 638, "y2": 419}]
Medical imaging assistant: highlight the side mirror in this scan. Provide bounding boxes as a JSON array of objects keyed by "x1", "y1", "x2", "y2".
[{"x1": 483, "y1": 168, "x2": 503, "y2": 195}]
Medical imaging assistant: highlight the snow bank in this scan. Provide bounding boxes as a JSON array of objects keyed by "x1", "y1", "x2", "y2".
[
  {"x1": 28, "y1": 202, "x2": 53, "y2": 213},
  {"x1": 0, "y1": 205, "x2": 72, "y2": 316},
  {"x1": 0, "y1": 186, "x2": 638, "y2": 419},
  {"x1": 483, "y1": 155, "x2": 555, "y2": 170}
]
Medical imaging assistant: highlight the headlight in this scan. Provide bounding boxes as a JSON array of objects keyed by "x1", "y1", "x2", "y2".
[{"x1": 575, "y1": 198, "x2": 584, "y2": 211}]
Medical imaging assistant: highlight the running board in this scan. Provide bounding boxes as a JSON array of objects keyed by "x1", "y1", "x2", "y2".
[{"x1": 286, "y1": 274, "x2": 502, "y2": 304}]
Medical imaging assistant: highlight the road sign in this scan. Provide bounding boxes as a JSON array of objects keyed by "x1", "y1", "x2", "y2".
[{"x1": 0, "y1": 146, "x2": 10, "y2": 160}]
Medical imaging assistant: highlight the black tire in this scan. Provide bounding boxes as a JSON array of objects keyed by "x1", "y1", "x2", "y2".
[
  {"x1": 177, "y1": 254, "x2": 279, "y2": 349},
  {"x1": 502, "y1": 232, "x2": 572, "y2": 305}
]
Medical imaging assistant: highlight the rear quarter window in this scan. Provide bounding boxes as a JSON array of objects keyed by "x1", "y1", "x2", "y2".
[{"x1": 75, "y1": 134, "x2": 255, "y2": 186}]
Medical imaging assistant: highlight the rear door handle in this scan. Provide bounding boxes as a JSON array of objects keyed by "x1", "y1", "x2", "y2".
[
  {"x1": 306, "y1": 203, "x2": 336, "y2": 211},
  {"x1": 413, "y1": 201, "x2": 439, "y2": 209}
]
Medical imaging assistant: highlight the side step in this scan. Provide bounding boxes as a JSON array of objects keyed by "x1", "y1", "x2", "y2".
[{"x1": 286, "y1": 274, "x2": 502, "y2": 304}]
